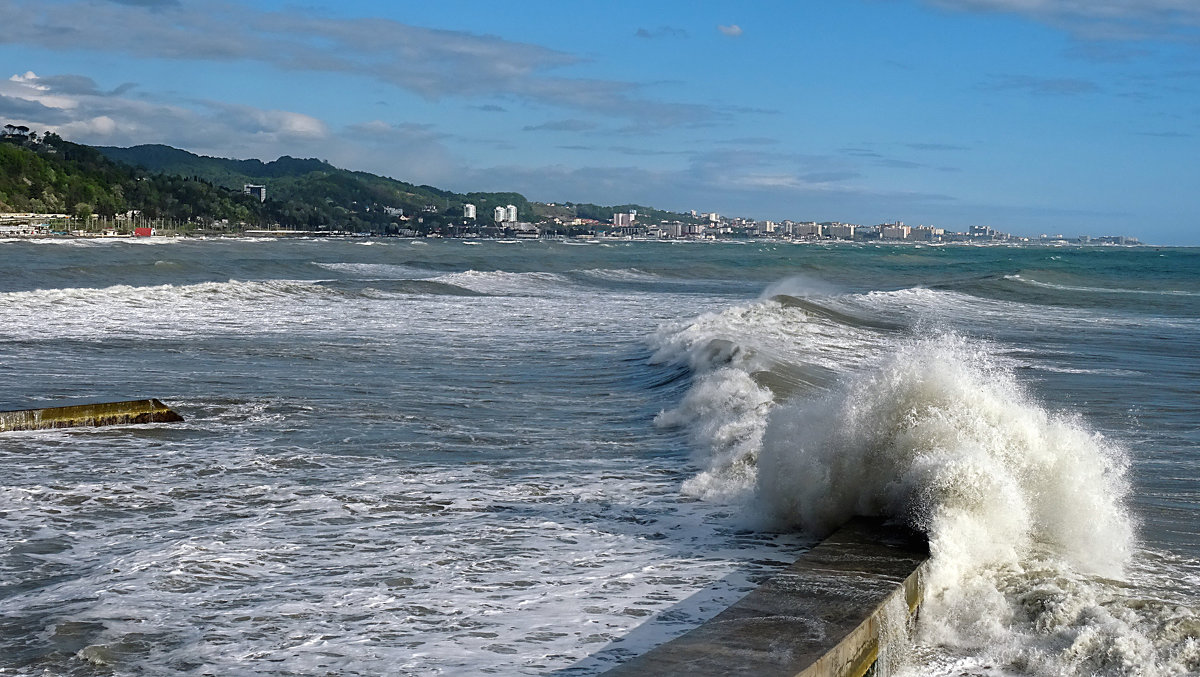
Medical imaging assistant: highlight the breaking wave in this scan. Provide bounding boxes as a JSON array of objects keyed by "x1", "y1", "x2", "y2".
[
  {"x1": 651, "y1": 283, "x2": 1200, "y2": 675},
  {"x1": 1005, "y1": 273, "x2": 1200, "y2": 297}
]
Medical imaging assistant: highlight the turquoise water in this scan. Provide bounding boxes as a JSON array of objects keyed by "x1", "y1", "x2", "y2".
[{"x1": 0, "y1": 238, "x2": 1196, "y2": 675}]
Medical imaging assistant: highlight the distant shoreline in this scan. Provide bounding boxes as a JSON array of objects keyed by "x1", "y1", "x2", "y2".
[{"x1": 0, "y1": 231, "x2": 1158, "y2": 247}]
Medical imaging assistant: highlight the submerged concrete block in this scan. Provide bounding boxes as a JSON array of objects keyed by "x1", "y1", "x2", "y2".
[
  {"x1": 603, "y1": 518, "x2": 928, "y2": 677},
  {"x1": 0, "y1": 398, "x2": 184, "y2": 432}
]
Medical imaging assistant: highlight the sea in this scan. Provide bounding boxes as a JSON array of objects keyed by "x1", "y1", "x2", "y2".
[{"x1": 0, "y1": 237, "x2": 1197, "y2": 676}]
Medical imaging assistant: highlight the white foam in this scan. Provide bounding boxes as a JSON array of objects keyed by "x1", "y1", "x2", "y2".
[
  {"x1": 1006, "y1": 274, "x2": 1200, "y2": 297},
  {"x1": 649, "y1": 296, "x2": 883, "y2": 502},
  {"x1": 431, "y1": 270, "x2": 575, "y2": 296},
  {"x1": 757, "y1": 335, "x2": 1133, "y2": 578},
  {"x1": 573, "y1": 268, "x2": 664, "y2": 283},
  {"x1": 657, "y1": 287, "x2": 1200, "y2": 674},
  {"x1": 314, "y1": 262, "x2": 437, "y2": 278}
]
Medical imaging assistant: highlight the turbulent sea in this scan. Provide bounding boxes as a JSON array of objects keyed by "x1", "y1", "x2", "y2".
[{"x1": 1, "y1": 237, "x2": 1198, "y2": 676}]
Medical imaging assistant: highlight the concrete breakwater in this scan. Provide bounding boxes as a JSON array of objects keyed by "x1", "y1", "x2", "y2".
[
  {"x1": 0, "y1": 398, "x2": 184, "y2": 432},
  {"x1": 603, "y1": 518, "x2": 928, "y2": 677}
]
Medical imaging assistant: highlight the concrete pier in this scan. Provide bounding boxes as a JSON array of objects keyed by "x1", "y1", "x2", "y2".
[
  {"x1": 603, "y1": 518, "x2": 928, "y2": 677},
  {"x1": 0, "y1": 399, "x2": 184, "y2": 432}
]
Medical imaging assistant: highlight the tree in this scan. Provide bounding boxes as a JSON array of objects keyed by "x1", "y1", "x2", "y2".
[{"x1": 73, "y1": 202, "x2": 93, "y2": 222}]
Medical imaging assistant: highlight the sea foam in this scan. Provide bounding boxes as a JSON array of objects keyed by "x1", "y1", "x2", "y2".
[{"x1": 655, "y1": 286, "x2": 1199, "y2": 675}]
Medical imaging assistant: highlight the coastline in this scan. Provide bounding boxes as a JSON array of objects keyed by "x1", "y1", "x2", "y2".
[{"x1": 0, "y1": 230, "x2": 1156, "y2": 247}]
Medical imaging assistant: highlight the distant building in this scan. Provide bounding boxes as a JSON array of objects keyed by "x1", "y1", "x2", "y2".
[
  {"x1": 494, "y1": 206, "x2": 507, "y2": 223},
  {"x1": 792, "y1": 222, "x2": 822, "y2": 238},
  {"x1": 826, "y1": 223, "x2": 856, "y2": 240},
  {"x1": 243, "y1": 184, "x2": 267, "y2": 203},
  {"x1": 613, "y1": 212, "x2": 634, "y2": 228},
  {"x1": 910, "y1": 226, "x2": 943, "y2": 242},
  {"x1": 504, "y1": 205, "x2": 518, "y2": 223},
  {"x1": 383, "y1": 206, "x2": 404, "y2": 217},
  {"x1": 881, "y1": 222, "x2": 910, "y2": 240},
  {"x1": 464, "y1": 204, "x2": 476, "y2": 219}
]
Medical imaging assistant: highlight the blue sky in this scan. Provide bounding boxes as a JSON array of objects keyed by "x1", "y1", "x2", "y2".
[{"x1": 1, "y1": 1, "x2": 1197, "y2": 243}]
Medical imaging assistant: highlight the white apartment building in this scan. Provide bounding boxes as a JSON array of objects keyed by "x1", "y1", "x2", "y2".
[
  {"x1": 792, "y1": 222, "x2": 822, "y2": 238},
  {"x1": 827, "y1": 223, "x2": 856, "y2": 239}
]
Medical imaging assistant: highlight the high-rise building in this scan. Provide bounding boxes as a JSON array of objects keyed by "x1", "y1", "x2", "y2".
[
  {"x1": 881, "y1": 222, "x2": 911, "y2": 240},
  {"x1": 827, "y1": 223, "x2": 856, "y2": 239},
  {"x1": 494, "y1": 206, "x2": 507, "y2": 223},
  {"x1": 504, "y1": 205, "x2": 518, "y2": 223},
  {"x1": 792, "y1": 222, "x2": 821, "y2": 238},
  {"x1": 464, "y1": 204, "x2": 476, "y2": 219}
]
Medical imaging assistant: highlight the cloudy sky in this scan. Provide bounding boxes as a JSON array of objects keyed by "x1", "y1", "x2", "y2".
[{"x1": 2, "y1": 0, "x2": 1198, "y2": 243}]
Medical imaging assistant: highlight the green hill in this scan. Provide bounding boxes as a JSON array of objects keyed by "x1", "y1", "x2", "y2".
[
  {"x1": 97, "y1": 144, "x2": 537, "y2": 229},
  {"x1": 3, "y1": 125, "x2": 702, "y2": 234},
  {"x1": 1, "y1": 130, "x2": 263, "y2": 227}
]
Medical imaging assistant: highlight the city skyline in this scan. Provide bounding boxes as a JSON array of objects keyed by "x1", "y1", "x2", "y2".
[{"x1": 1, "y1": 1, "x2": 1197, "y2": 244}]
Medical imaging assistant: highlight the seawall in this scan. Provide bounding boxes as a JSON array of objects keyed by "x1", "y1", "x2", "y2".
[
  {"x1": 0, "y1": 399, "x2": 184, "y2": 432},
  {"x1": 603, "y1": 517, "x2": 928, "y2": 677}
]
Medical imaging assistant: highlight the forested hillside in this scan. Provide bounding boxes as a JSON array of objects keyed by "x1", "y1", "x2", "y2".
[
  {"x1": 2, "y1": 125, "x2": 700, "y2": 234},
  {"x1": 1, "y1": 128, "x2": 262, "y2": 225},
  {"x1": 98, "y1": 144, "x2": 537, "y2": 228}
]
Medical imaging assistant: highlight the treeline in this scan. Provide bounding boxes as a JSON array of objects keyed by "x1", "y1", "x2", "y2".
[
  {"x1": 98, "y1": 143, "x2": 540, "y2": 231},
  {"x1": 0, "y1": 128, "x2": 264, "y2": 226},
  {"x1": 2, "y1": 125, "x2": 700, "y2": 234}
]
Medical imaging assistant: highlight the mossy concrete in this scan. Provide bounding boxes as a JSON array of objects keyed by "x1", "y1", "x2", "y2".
[
  {"x1": 603, "y1": 518, "x2": 928, "y2": 677},
  {"x1": 0, "y1": 398, "x2": 184, "y2": 432}
]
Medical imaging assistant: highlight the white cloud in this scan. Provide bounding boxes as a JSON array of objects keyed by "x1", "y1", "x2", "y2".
[
  {"x1": 0, "y1": 0, "x2": 720, "y2": 128},
  {"x1": 717, "y1": 24, "x2": 744, "y2": 37},
  {"x1": 2, "y1": 71, "x2": 323, "y2": 151},
  {"x1": 58, "y1": 114, "x2": 118, "y2": 137},
  {"x1": 3, "y1": 71, "x2": 80, "y2": 109},
  {"x1": 0, "y1": 70, "x2": 467, "y2": 187}
]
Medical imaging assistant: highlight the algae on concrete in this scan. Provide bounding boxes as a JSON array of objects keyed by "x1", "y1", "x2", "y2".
[{"x1": 0, "y1": 398, "x2": 184, "y2": 432}]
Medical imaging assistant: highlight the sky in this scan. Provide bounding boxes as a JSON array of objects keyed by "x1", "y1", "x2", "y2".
[{"x1": 1, "y1": 1, "x2": 1198, "y2": 244}]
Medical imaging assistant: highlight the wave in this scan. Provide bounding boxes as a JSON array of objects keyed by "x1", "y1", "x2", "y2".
[
  {"x1": 769, "y1": 294, "x2": 903, "y2": 331},
  {"x1": 853, "y1": 284, "x2": 1200, "y2": 333},
  {"x1": 322, "y1": 265, "x2": 671, "y2": 294},
  {"x1": 653, "y1": 284, "x2": 1199, "y2": 675},
  {"x1": 757, "y1": 335, "x2": 1130, "y2": 562},
  {"x1": 431, "y1": 270, "x2": 574, "y2": 296},
  {"x1": 0, "y1": 278, "x2": 487, "y2": 340},
  {"x1": 314, "y1": 279, "x2": 486, "y2": 297},
  {"x1": 650, "y1": 292, "x2": 890, "y2": 500},
  {"x1": 1006, "y1": 274, "x2": 1200, "y2": 298},
  {"x1": 572, "y1": 268, "x2": 664, "y2": 283},
  {"x1": 0, "y1": 278, "x2": 482, "y2": 308},
  {"x1": 314, "y1": 262, "x2": 439, "y2": 279}
]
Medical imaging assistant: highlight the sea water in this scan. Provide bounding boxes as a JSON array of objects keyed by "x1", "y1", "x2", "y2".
[{"x1": 0, "y1": 238, "x2": 1196, "y2": 675}]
